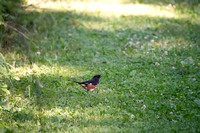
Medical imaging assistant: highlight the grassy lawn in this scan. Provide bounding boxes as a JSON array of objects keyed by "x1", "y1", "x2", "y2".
[{"x1": 1, "y1": 0, "x2": 200, "y2": 132}]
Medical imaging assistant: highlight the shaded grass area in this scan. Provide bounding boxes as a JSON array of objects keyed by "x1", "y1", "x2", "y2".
[
  {"x1": 128, "y1": 0, "x2": 200, "y2": 5},
  {"x1": 1, "y1": 1, "x2": 200, "y2": 132}
]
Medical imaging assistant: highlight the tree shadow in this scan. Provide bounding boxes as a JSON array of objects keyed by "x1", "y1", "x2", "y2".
[
  {"x1": 1, "y1": 2, "x2": 200, "y2": 132},
  {"x1": 3, "y1": 4, "x2": 199, "y2": 109},
  {"x1": 14, "y1": 9, "x2": 199, "y2": 69},
  {"x1": 127, "y1": 0, "x2": 199, "y2": 5},
  {"x1": 26, "y1": 11, "x2": 200, "y2": 68}
]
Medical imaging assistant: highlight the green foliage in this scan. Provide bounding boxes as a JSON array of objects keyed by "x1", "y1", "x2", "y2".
[
  {"x1": 0, "y1": 0, "x2": 25, "y2": 21},
  {"x1": 0, "y1": 0, "x2": 200, "y2": 132},
  {"x1": 0, "y1": 0, "x2": 27, "y2": 49},
  {"x1": 0, "y1": 53, "x2": 13, "y2": 100}
]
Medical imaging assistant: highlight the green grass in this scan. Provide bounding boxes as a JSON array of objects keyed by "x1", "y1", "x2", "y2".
[{"x1": 0, "y1": 0, "x2": 200, "y2": 132}]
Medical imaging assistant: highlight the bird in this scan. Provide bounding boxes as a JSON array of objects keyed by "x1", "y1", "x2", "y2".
[{"x1": 72, "y1": 75, "x2": 102, "y2": 91}]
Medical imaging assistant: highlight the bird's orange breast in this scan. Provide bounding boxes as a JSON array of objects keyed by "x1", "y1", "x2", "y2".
[
  {"x1": 86, "y1": 84, "x2": 98, "y2": 91},
  {"x1": 87, "y1": 84, "x2": 98, "y2": 89}
]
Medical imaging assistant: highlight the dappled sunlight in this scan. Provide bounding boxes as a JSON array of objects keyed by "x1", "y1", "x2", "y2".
[
  {"x1": 27, "y1": 0, "x2": 179, "y2": 18},
  {"x1": 43, "y1": 107, "x2": 72, "y2": 118},
  {"x1": 11, "y1": 63, "x2": 90, "y2": 77},
  {"x1": 1, "y1": 0, "x2": 199, "y2": 132},
  {"x1": 42, "y1": 105, "x2": 136, "y2": 129}
]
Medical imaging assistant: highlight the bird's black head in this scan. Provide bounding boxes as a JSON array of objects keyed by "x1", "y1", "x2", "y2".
[{"x1": 92, "y1": 75, "x2": 102, "y2": 79}]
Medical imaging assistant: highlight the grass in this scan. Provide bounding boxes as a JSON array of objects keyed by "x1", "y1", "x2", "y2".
[{"x1": 1, "y1": 0, "x2": 200, "y2": 132}]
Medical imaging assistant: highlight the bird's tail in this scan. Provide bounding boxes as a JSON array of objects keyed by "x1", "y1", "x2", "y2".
[
  {"x1": 68, "y1": 80, "x2": 81, "y2": 84},
  {"x1": 73, "y1": 80, "x2": 81, "y2": 84}
]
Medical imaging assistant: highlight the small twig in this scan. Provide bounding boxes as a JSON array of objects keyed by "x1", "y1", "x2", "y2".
[
  {"x1": 0, "y1": 22, "x2": 35, "y2": 67},
  {"x1": 22, "y1": 4, "x2": 34, "y2": 9},
  {"x1": 0, "y1": 22, "x2": 30, "y2": 41},
  {"x1": 1, "y1": 22, "x2": 37, "y2": 46},
  {"x1": 15, "y1": 23, "x2": 31, "y2": 34}
]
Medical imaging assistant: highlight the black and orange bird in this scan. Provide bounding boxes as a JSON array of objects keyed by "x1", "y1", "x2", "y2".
[{"x1": 73, "y1": 75, "x2": 102, "y2": 91}]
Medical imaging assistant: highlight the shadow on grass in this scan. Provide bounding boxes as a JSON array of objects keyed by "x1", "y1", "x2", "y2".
[
  {"x1": 127, "y1": 0, "x2": 199, "y2": 5},
  {"x1": 23, "y1": 11, "x2": 200, "y2": 70},
  {"x1": 1, "y1": 2, "x2": 200, "y2": 132},
  {"x1": 3, "y1": 2, "x2": 199, "y2": 111}
]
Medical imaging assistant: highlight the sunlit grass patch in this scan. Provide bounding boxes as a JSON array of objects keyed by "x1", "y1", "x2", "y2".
[
  {"x1": 26, "y1": 0, "x2": 179, "y2": 18},
  {"x1": 11, "y1": 63, "x2": 90, "y2": 77}
]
